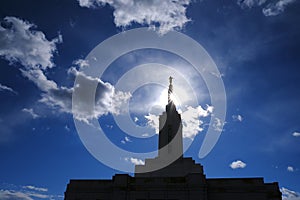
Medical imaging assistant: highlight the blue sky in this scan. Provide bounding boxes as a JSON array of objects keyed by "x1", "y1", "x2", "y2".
[{"x1": 0, "y1": 0, "x2": 300, "y2": 199}]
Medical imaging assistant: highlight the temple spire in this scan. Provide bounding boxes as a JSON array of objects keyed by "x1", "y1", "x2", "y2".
[{"x1": 168, "y1": 76, "x2": 173, "y2": 104}]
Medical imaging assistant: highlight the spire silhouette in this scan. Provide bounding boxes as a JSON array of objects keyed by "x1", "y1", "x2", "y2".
[{"x1": 168, "y1": 76, "x2": 173, "y2": 104}]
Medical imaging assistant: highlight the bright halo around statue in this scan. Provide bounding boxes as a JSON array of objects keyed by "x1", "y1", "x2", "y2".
[
  {"x1": 157, "y1": 89, "x2": 181, "y2": 108},
  {"x1": 72, "y1": 28, "x2": 227, "y2": 173}
]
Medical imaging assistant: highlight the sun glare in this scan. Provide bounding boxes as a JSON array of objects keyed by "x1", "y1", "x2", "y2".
[{"x1": 157, "y1": 89, "x2": 181, "y2": 108}]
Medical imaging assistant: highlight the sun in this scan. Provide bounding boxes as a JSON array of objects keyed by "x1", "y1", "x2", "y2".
[{"x1": 157, "y1": 88, "x2": 181, "y2": 108}]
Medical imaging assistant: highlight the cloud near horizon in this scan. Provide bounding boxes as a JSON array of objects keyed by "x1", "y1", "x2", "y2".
[
  {"x1": 0, "y1": 183, "x2": 62, "y2": 200},
  {"x1": 77, "y1": 0, "x2": 191, "y2": 35},
  {"x1": 0, "y1": 189, "x2": 61, "y2": 200}
]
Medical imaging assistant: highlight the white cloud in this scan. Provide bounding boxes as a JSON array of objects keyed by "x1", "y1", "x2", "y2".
[
  {"x1": 0, "y1": 183, "x2": 63, "y2": 200},
  {"x1": 20, "y1": 67, "x2": 74, "y2": 117},
  {"x1": 206, "y1": 105, "x2": 214, "y2": 114},
  {"x1": 0, "y1": 17, "x2": 113, "y2": 122},
  {"x1": 0, "y1": 190, "x2": 33, "y2": 200},
  {"x1": 181, "y1": 105, "x2": 213, "y2": 139},
  {"x1": 263, "y1": 0, "x2": 296, "y2": 16},
  {"x1": 145, "y1": 113, "x2": 160, "y2": 133},
  {"x1": 1, "y1": 17, "x2": 117, "y2": 123},
  {"x1": 125, "y1": 157, "x2": 145, "y2": 165},
  {"x1": 237, "y1": 0, "x2": 267, "y2": 8},
  {"x1": 20, "y1": 68, "x2": 57, "y2": 92},
  {"x1": 22, "y1": 185, "x2": 48, "y2": 192},
  {"x1": 69, "y1": 68, "x2": 131, "y2": 123},
  {"x1": 121, "y1": 136, "x2": 132, "y2": 144},
  {"x1": 78, "y1": 0, "x2": 98, "y2": 7},
  {"x1": 230, "y1": 160, "x2": 247, "y2": 169},
  {"x1": 26, "y1": 193, "x2": 49, "y2": 199},
  {"x1": 287, "y1": 166, "x2": 294, "y2": 172},
  {"x1": 142, "y1": 133, "x2": 149, "y2": 137},
  {"x1": 213, "y1": 117, "x2": 225, "y2": 132},
  {"x1": 292, "y1": 132, "x2": 300, "y2": 137},
  {"x1": 0, "y1": 17, "x2": 130, "y2": 123},
  {"x1": 232, "y1": 114, "x2": 243, "y2": 122},
  {"x1": 0, "y1": 189, "x2": 57, "y2": 200},
  {"x1": 19, "y1": 64, "x2": 131, "y2": 123},
  {"x1": 281, "y1": 187, "x2": 300, "y2": 200},
  {"x1": 22, "y1": 108, "x2": 40, "y2": 119},
  {"x1": 237, "y1": 0, "x2": 297, "y2": 16},
  {"x1": 73, "y1": 59, "x2": 89, "y2": 69},
  {"x1": 0, "y1": 16, "x2": 62, "y2": 70},
  {"x1": 145, "y1": 105, "x2": 213, "y2": 139},
  {"x1": 125, "y1": 136, "x2": 131, "y2": 142},
  {"x1": 77, "y1": 0, "x2": 191, "y2": 34},
  {"x1": 0, "y1": 83, "x2": 17, "y2": 94}
]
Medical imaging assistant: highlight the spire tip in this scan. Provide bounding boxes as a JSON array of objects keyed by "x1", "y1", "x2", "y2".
[{"x1": 168, "y1": 76, "x2": 173, "y2": 103}]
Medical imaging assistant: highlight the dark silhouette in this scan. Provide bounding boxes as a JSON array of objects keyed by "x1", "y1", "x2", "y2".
[{"x1": 65, "y1": 77, "x2": 282, "y2": 200}]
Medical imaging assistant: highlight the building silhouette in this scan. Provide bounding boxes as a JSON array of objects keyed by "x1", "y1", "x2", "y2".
[{"x1": 65, "y1": 77, "x2": 282, "y2": 200}]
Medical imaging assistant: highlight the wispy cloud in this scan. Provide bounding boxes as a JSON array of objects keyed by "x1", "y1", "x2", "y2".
[
  {"x1": 77, "y1": 0, "x2": 191, "y2": 34},
  {"x1": 73, "y1": 59, "x2": 89, "y2": 69},
  {"x1": 0, "y1": 83, "x2": 17, "y2": 95},
  {"x1": 230, "y1": 160, "x2": 247, "y2": 169},
  {"x1": 0, "y1": 190, "x2": 33, "y2": 200},
  {"x1": 0, "y1": 189, "x2": 62, "y2": 200},
  {"x1": 263, "y1": 0, "x2": 297, "y2": 16},
  {"x1": 0, "y1": 183, "x2": 62, "y2": 200},
  {"x1": 237, "y1": 0, "x2": 267, "y2": 8},
  {"x1": 22, "y1": 185, "x2": 48, "y2": 192},
  {"x1": 237, "y1": 0, "x2": 297, "y2": 16},
  {"x1": 22, "y1": 108, "x2": 40, "y2": 119}
]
